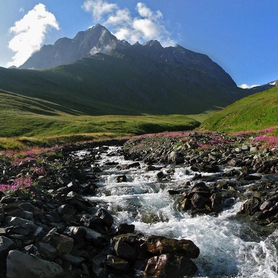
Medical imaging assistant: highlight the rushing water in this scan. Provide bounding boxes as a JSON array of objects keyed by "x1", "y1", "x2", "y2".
[{"x1": 85, "y1": 146, "x2": 278, "y2": 278}]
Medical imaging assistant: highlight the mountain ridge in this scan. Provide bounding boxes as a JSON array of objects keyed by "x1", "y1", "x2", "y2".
[{"x1": 0, "y1": 24, "x2": 266, "y2": 115}]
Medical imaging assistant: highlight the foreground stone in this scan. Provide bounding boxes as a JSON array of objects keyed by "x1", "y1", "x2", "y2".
[
  {"x1": 6, "y1": 250, "x2": 64, "y2": 278},
  {"x1": 144, "y1": 254, "x2": 197, "y2": 278}
]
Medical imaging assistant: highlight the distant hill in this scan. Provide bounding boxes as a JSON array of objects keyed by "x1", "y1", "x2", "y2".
[
  {"x1": 0, "y1": 90, "x2": 199, "y2": 139},
  {"x1": 0, "y1": 24, "x2": 249, "y2": 115},
  {"x1": 202, "y1": 87, "x2": 278, "y2": 132}
]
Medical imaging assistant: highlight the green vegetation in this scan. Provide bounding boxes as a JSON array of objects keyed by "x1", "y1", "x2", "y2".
[
  {"x1": 0, "y1": 90, "x2": 200, "y2": 149},
  {"x1": 202, "y1": 87, "x2": 277, "y2": 132}
]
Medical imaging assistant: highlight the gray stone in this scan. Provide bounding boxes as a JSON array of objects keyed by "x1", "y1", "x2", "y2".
[
  {"x1": 0, "y1": 236, "x2": 14, "y2": 257},
  {"x1": 6, "y1": 250, "x2": 64, "y2": 278}
]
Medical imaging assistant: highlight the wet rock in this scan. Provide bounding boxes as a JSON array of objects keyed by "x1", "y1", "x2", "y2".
[
  {"x1": 96, "y1": 208, "x2": 113, "y2": 229},
  {"x1": 106, "y1": 255, "x2": 129, "y2": 271},
  {"x1": 168, "y1": 151, "x2": 184, "y2": 164},
  {"x1": 0, "y1": 236, "x2": 14, "y2": 257},
  {"x1": 145, "y1": 236, "x2": 199, "y2": 258},
  {"x1": 63, "y1": 254, "x2": 85, "y2": 266},
  {"x1": 43, "y1": 228, "x2": 74, "y2": 256},
  {"x1": 146, "y1": 165, "x2": 162, "y2": 171},
  {"x1": 6, "y1": 250, "x2": 64, "y2": 278},
  {"x1": 113, "y1": 233, "x2": 146, "y2": 262},
  {"x1": 157, "y1": 172, "x2": 167, "y2": 181},
  {"x1": 37, "y1": 242, "x2": 57, "y2": 260},
  {"x1": 117, "y1": 223, "x2": 135, "y2": 234},
  {"x1": 144, "y1": 254, "x2": 197, "y2": 278},
  {"x1": 240, "y1": 197, "x2": 261, "y2": 216},
  {"x1": 5, "y1": 216, "x2": 38, "y2": 236},
  {"x1": 116, "y1": 175, "x2": 127, "y2": 183},
  {"x1": 127, "y1": 162, "x2": 140, "y2": 169},
  {"x1": 57, "y1": 204, "x2": 76, "y2": 221},
  {"x1": 191, "y1": 193, "x2": 209, "y2": 209}
]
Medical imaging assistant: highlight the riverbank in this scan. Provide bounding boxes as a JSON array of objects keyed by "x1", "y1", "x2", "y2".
[{"x1": 0, "y1": 131, "x2": 277, "y2": 277}]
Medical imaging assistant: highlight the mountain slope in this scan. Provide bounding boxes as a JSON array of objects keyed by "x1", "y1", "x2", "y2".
[
  {"x1": 0, "y1": 25, "x2": 249, "y2": 115},
  {"x1": 202, "y1": 87, "x2": 278, "y2": 132},
  {"x1": 0, "y1": 90, "x2": 199, "y2": 139}
]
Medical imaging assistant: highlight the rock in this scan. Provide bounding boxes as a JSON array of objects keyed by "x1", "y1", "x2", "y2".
[
  {"x1": 144, "y1": 254, "x2": 197, "y2": 278},
  {"x1": 57, "y1": 204, "x2": 76, "y2": 221},
  {"x1": 106, "y1": 255, "x2": 129, "y2": 271},
  {"x1": 146, "y1": 165, "x2": 162, "y2": 171},
  {"x1": 43, "y1": 228, "x2": 74, "y2": 256},
  {"x1": 64, "y1": 226, "x2": 86, "y2": 241},
  {"x1": 157, "y1": 172, "x2": 167, "y2": 181},
  {"x1": 0, "y1": 236, "x2": 14, "y2": 257},
  {"x1": 127, "y1": 162, "x2": 140, "y2": 169},
  {"x1": 96, "y1": 208, "x2": 114, "y2": 229},
  {"x1": 5, "y1": 216, "x2": 38, "y2": 236},
  {"x1": 83, "y1": 227, "x2": 107, "y2": 246},
  {"x1": 116, "y1": 175, "x2": 127, "y2": 183},
  {"x1": 240, "y1": 197, "x2": 261, "y2": 216},
  {"x1": 113, "y1": 234, "x2": 145, "y2": 262},
  {"x1": 190, "y1": 182, "x2": 210, "y2": 195},
  {"x1": 5, "y1": 209, "x2": 34, "y2": 221},
  {"x1": 168, "y1": 151, "x2": 184, "y2": 164},
  {"x1": 145, "y1": 236, "x2": 199, "y2": 258},
  {"x1": 37, "y1": 242, "x2": 57, "y2": 260},
  {"x1": 191, "y1": 193, "x2": 209, "y2": 210},
  {"x1": 244, "y1": 174, "x2": 262, "y2": 181},
  {"x1": 117, "y1": 223, "x2": 135, "y2": 234},
  {"x1": 250, "y1": 147, "x2": 257, "y2": 153},
  {"x1": 6, "y1": 250, "x2": 64, "y2": 278},
  {"x1": 63, "y1": 254, "x2": 85, "y2": 266}
]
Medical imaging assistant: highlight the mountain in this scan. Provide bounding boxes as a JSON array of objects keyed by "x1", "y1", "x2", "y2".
[
  {"x1": 20, "y1": 24, "x2": 120, "y2": 70},
  {"x1": 202, "y1": 87, "x2": 278, "y2": 132},
  {"x1": 0, "y1": 25, "x2": 254, "y2": 115}
]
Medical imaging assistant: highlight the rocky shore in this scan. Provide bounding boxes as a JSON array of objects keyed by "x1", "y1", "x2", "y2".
[
  {"x1": 124, "y1": 132, "x2": 278, "y2": 227},
  {"x1": 0, "y1": 131, "x2": 277, "y2": 278},
  {"x1": 0, "y1": 142, "x2": 200, "y2": 278}
]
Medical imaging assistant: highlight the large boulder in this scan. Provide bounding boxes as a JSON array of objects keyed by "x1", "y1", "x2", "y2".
[
  {"x1": 144, "y1": 254, "x2": 197, "y2": 278},
  {"x1": 6, "y1": 250, "x2": 64, "y2": 278},
  {"x1": 145, "y1": 236, "x2": 199, "y2": 258}
]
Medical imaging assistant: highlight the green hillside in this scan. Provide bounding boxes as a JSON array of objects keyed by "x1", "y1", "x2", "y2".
[
  {"x1": 0, "y1": 90, "x2": 200, "y2": 149},
  {"x1": 202, "y1": 87, "x2": 277, "y2": 132},
  {"x1": 0, "y1": 49, "x2": 242, "y2": 116}
]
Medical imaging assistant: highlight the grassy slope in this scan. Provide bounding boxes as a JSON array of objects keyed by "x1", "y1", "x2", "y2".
[
  {"x1": 202, "y1": 87, "x2": 277, "y2": 132},
  {"x1": 0, "y1": 90, "x2": 200, "y2": 149}
]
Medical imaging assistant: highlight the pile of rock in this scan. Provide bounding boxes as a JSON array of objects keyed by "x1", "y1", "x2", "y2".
[
  {"x1": 176, "y1": 182, "x2": 236, "y2": 216},
  {"x1": 0, "y1": 145, "x2": 200, "y2": 278}
]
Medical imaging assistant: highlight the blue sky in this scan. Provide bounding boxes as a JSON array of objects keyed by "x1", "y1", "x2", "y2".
[{"x1": 0, "y1": 0, "x2": 277, "y2": 87}]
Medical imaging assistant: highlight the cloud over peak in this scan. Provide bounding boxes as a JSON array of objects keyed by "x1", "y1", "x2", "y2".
[
  {"x1": 83, "y1": 0, "x2": 175, "y2": 46},
  {"x1": 8, "y1": 3, "x2": 59, "y2": 67}
]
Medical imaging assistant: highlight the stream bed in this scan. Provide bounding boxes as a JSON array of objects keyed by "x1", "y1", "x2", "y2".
[{"x1": 86, "y1": 146, "x2": 278, "y2": 278}]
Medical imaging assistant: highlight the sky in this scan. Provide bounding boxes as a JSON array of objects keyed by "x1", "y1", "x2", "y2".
[{"x1": 0, "y1": 0, "x2": 277, "y2": 87}]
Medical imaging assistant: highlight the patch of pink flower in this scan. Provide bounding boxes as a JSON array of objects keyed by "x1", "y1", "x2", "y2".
[
  {"x1": 254, "y1": 136, "x2": 278, "y2": 147},
  {"x1": 0, "y1": 177, "x2": 33, "y2": 192}
]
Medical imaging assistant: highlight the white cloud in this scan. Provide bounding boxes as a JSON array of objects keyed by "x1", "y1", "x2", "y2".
[
  {"x1": 239, "y1": 84, "x2": 259, "y2": 89},
  {"x1": 8, "y1": 3, "x2": 59, "y2": 67},
  {"x1": 83, "y1": 0, "x2": 175, "y2": 46},
  {"x1": 83, "y1": 0, "x2": 117, "y2": 21},
  {"x1": 136, "y1": 2, "x2": 153, "y2": 18}
]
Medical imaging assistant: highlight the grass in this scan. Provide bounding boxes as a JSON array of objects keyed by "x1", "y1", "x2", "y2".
[
  {"x1": 202, "y1": 87, "x2": 278, "y2": 133},
  {"x1": 0, "y1": 90, "x2": 200, "y2": 150}
]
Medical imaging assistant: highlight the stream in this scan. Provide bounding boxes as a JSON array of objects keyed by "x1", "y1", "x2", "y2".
[{"x1": 84, "y1": 146, "x2": 278, "y2": 278}]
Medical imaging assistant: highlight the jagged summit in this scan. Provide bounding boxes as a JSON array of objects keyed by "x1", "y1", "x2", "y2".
[{"x1": 20, "y1": 24, "x2": 118, "y2": 69}]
